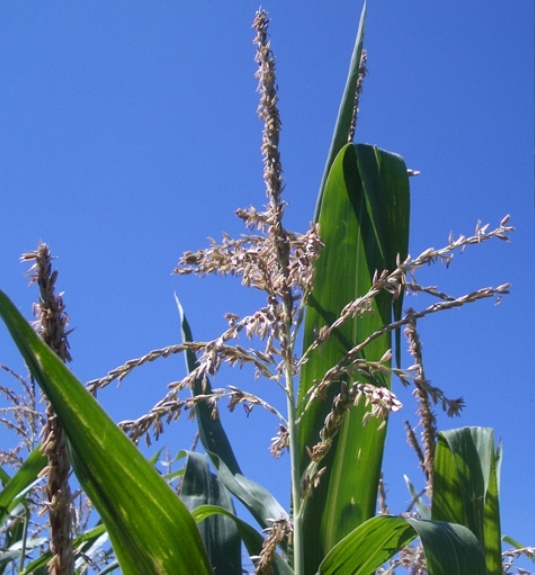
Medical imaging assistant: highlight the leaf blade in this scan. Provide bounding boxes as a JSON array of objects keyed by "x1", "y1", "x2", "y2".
[
  {"x1": 315, "y1": 2, "x2": 367, "y2": 221},
  {"x1": 299, "y1": 143, "x2": 410, "y2": 573},
  {"x1": 433, "y1": 427, "x2": 502, "y2": 575},
  {"x1": 317, "y1": 515, "x2": 487, "y2": 575},
  {"x1": 192, "y1": 505, "x2": 295, "y2": 575},
  {"x1": 0, "y1": 446, "x2": 46, "y2": 526},
  {"x1": 176, "y1": 295, "x2": 242, "y2": 475},
  {"x1": 177, "y1": 298, "x2": 288, "y2": 533},
  {"x1": 0, "y1": 289, "x2": 212, "y2": 575},
  {"x1": 180, "y1": 451, "x2": 242, "y2": 575}
]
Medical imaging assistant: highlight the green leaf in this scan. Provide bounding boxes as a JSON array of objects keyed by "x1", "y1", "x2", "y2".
[
  {"x1": 0, "y1": 289, "x2": 212, "y2": 575},
  {"x1": 176, "y1": 295, "x2": 241, "y2": 475},
  {"x1": 0, "y1": 535, "x2": 47, "y2": 571},
  {"x1": 315, "y1": 1, "x2": 367, "y2": 221},
  {"x1": 317, "y1": 515, "x2": 487, "y2": 575},
  {"x1": 179, "y1": 451, "x2": 242, "y2": 575},
  {"x1": 0, "y1": 467, "x2": 11, "y2": 485},
  {"x1": 177, "y1": 297, "x2": 289, "y2": 533},
  {"x1": 0, "y1": 446, "x2": 46, "y2": 526},
  {"x1": 208, "y1": 451, "x2": 288, "y2": 532},
  {"x1": 20, "y1": 523, "x2": 108, "y2": 575},
  {"x1": 403, "y1": 474, "x2": 431, "y2": 520},
  {"x1": 433, "y1": 427, "x2": 502, "y2": 575},
  {"x1": 192, "y1": 505, "x2": 295, "y2": 575},
  {"x1": 97, "y1": 562, "x2": 120, "y2": 575},
  {"x1": 299, "y1": 143, "x2": 410, "y2": 573}
]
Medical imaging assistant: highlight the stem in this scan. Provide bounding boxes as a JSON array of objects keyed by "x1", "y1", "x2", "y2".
[{"x1": 285, "y1": 364, "x2": 304, "y2": 575}]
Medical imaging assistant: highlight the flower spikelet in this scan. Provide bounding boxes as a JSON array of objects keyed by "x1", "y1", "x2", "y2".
[{"x1": 22, "y1": 242, "x2": 74, "y2": 575}]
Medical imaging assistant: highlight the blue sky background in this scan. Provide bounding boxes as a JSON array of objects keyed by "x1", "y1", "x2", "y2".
[{"x1": 0, "y1": 1, "x2": 533, "y2": 570}]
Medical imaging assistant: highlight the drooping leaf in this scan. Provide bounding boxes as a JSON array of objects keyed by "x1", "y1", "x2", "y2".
[
  {"x1": 0, "y1": 289, "x2": 212, "y2": 575},
  {"x1": 317, "y1": 514, "x2": 487, "y2": 575},
  {"x1": 298, "y1": 143, "x2": 410, "y2": 574},
  {"x1": 179, "y1": 451, "x2": 242, "y2": 575},
  {"x1": 0, "y1": 467, "x2": 11, "y2": 485},
  {"x1": 208, "y1": 451, "x2": 288, "y2": 532},
  {"x1": 433, "y1": 427, "x2": 502, "y2": 575},
  {"x1": 192, "y1": 505, "x2": 295, "y2": 575},
  {"x1": 177, "y1": 296, "x2": 289, "y2": 533}
]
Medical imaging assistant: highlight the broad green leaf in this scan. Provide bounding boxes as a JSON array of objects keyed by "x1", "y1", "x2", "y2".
[
  {"x1": 433, "y1": 427, "x2": 502, "y2": 575},
  {"x1": 317, "y1": 515, "x2": 487, "y2": 575},
  {"x1": 179, "y1": 451, "x2": 242, "y2": 575},
  {"x1": 0, "y1": 446, "x2": 46, "y2": 526},
  {"x1": 0, "y1": 289, "x2": 212, "y2": 575},
  {"x1": 193, "y1": 505, "x2": 295, "y2": 575},
  {"x1": 299, "y1": 143, "x2": 410, "y2": 574},
  {"x1": 315, "y1": 1, "x2": 367, "y2": 221}
]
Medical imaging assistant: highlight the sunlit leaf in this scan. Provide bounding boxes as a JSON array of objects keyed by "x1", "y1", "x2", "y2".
[
  {"x1": 315, "y1": 1, "x2": 367, "y2": 220},
  {"x1": 299, "y1": 143, "x2": 409, "y2": 573},
  {"x1": 0, "y1": 289, "x2": 212, "y2": 575},
  {"x1": 317, "y1": 514, "x2": 487, "y2": 575},
  {"x1": 176, "y1": 295, "x2": 241, "y2": 475},
  {"x1": 0, "y1": 446, "x2": 46, "y2": 526}
]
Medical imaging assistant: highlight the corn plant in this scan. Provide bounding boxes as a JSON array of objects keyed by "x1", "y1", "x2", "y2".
[{"x1": 0, "y1": 5, "x2": 532, "y2": 575}]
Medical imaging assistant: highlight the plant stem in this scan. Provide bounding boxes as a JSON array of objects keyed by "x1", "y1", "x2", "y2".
[{"x1": 285, "y1": 365, "x2": 304, "y2": 575}]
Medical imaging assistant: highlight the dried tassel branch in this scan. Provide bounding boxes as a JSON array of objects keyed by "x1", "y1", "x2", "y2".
[
  {"x1": 251, "y1": 516, "x2": 292, "y2": 575},
  {"x1": 22, "y1": 242, "x2": 74, "y2": 575},
  {"x1": 404, "y1": 313, "x2": 437, "y2": 497}
]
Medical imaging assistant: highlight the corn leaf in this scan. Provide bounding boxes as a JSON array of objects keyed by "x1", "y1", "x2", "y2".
[
  {"x1": 317, "y1": 514, "x2": 487, "y2": 575},
  {"x1": 20, "y1": 523, "x2": 108, "y2": 574},
  {"x1": 177, "y1": 297, "x2": 289, "y2": 532},
  {"x1": 433, "y1": 427, "x2": 502, "y2": 575},
  {"x1": 0, "y1": 446, "x2": 46, "y2": 526},
  {"x1": 192, "y1": 505, "x2": 295, "y2": 575},
  {"x1": 208, "y1": 451, "x2": 288, "y2": 531},
  {"x1": 403, "y1": 474, "x2": 431, "y2": 520},
  {"x1": 315, "y1": 1, "x2": 367, "y2": 221},
  {"x1": 0, "y1": 289, "x2": 212, "y2": 575},
  {"x1": 298, "y1": 143, "x2": 409, "y2": 574},
  {"x1": 179, "y1": 451, "x2": 242, "y2": 575},
  {"x1": 176, "y1": 295, "x2": 241, "y2": 475},
  {"x1": 0, "y1": 535, "x2": 47, "y2": 573}
]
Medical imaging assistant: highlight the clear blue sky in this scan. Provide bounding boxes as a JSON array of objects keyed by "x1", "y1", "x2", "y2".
[{"x1": 0, "y1": 1, "x2": 533, "y2": 570}]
